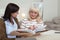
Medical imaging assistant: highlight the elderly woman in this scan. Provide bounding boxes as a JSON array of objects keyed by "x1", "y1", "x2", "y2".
[{"x1": 20, "y1": 7, "x2": 46, "y2": 35}]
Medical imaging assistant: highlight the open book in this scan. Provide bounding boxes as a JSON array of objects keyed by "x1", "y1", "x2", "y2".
[{"x1": 17, "y1": 25, "x2": 47, "y2": 34}]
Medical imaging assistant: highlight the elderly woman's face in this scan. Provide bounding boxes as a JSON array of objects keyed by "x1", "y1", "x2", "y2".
[{"x1": 29, "y1": 10, "x2": 39, "y2": 19}]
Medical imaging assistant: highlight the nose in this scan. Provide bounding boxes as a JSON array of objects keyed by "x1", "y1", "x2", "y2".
[{"x1": 32, "y1": 13, "x2": 35, "y2": 16}]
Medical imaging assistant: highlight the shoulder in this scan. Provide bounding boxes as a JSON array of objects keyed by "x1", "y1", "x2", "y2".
[
  {"x1": 0, "y1": 18, "x2": 5, "y2": 28},
  {"x1": 4, "y1": 20, "x2": 10, "y2": 24},
  {"x1": 21, "y1": 19, "x2": 28, "y2": 22},
  {"x1": 0, "y1": 18, "x2": 4, "y2": 23},
  {"x1": 21, "y1": 19, "x2": 30, "y2": 23},
  {"x1": 23, "y1": 19, "x2": 28, "y2": 21}
]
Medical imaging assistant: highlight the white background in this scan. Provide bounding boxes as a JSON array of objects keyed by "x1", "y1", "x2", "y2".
[{"x1": 0, "y1": 0, "x2": 59, "y2": 21}]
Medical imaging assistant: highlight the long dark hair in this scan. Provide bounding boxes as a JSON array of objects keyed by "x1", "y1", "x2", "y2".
[{"x1": 3, "y1": 3, "x2": 19, "y2": 23}]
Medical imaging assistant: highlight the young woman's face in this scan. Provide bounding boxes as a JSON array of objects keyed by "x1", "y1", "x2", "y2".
[
  {"x1": 29, "y1": 10, "x2": 39, "y2": 19},
  {"x1": 11, "y1": 11, "x2": 19, "y2": 18}
]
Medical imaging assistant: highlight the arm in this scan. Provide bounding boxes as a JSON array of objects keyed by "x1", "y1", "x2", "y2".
[
  {"x1": 10, "y1": 31, "x2": 33, "y2": 37},
  {"x1": 5, "y1": 24, "x2": 33, "y2": 37},
  {"x1": 20, "y1": 20, "x2": 28, "y2": 29},
  {"x1": 34, "y1": 21, "x2": 47, "y2": 32},
  {"x1": 5, "y1": 21, "x2": 33, "y2": 37}
]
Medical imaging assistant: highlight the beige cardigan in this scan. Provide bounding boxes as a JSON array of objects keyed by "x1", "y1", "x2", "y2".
[{"x1": 0, "y1": 18, "x2": 20, "y2": 40}]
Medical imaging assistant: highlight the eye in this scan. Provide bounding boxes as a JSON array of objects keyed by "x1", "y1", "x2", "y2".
[
  {"x1": 34, "y1": 12, "x2": 37, "y2": 14},
  {"x1": 30, "y1": 11, "x2": 33, "y2": 13}
]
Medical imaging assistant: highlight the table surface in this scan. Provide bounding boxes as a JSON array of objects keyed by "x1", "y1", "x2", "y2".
[
  {"x1": 34, "y1": 30, "x2": 60, "y2": 40},
  {"x1": 16, "y1": 30, "x2": 60, "y2": 40}
]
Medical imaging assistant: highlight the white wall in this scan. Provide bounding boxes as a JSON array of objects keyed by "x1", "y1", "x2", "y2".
[
  {"x1": 0, "y1": 0, "x2": 58, "y2": 21},
  {"x1": 58, "y1": 0, "x2": 60, "y2": 17},
  {"x1": 43, "y1": 0, "x2": 58, "y2": 21},
  {"x1": 0, "y1": 0, "x2": 41, "y2": 21}
]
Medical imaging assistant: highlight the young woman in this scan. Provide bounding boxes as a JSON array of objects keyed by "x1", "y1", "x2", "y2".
[
  {"x1": 2, "y1": 3, "x2": 33, "y2": 39},
  {"x1": 20, "y1": 7, "x2": 46, "y2": 34}
]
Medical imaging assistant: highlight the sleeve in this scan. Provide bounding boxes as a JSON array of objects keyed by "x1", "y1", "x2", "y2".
[
  {"x1": 37, "y1": 21, "x2": 46, "y2": 28},
  {"x1": 5, "y1": 21, "x2": 14, "y2": 35},
  {"x1": 20, "y1": 19, "x2": 31, "y2": 29},
  {"x1": 35, "y1": 21, "x2": 47, "y2": 31},
  {"x1": 20, "y1": 22, "x2": 26, "y2": 29},
  {"x1": 20, "y1": 20, "x2": 27, "y2": 29}
]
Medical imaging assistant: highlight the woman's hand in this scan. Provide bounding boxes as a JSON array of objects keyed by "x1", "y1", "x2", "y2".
[
  {"x1": 10, "y1": 30, "x2": 33, "y2": 37},
  {"x1": 33, "y1": 33, "x2": 40, "y2": 36},
  {"x1": 21, "y1": 33, "x2": 33, "y2": 38}
]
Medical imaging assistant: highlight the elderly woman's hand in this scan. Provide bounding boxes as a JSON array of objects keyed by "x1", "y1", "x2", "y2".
[{"x1": 28, "y1": 25, "x2": 36, "y2": 30}]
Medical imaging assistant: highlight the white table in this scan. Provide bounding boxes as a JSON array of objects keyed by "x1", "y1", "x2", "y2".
[
  {"x1": 16, "y1": 30, "x2": 60, "y2": 40},
  {"x1": 35, "y1": 30, "x2": 60, "y2": 40}
]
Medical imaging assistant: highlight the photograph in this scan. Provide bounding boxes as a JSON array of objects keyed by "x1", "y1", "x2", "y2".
[{"x1": 0, "y1": 0, "x2": 60, "y2": 40}]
